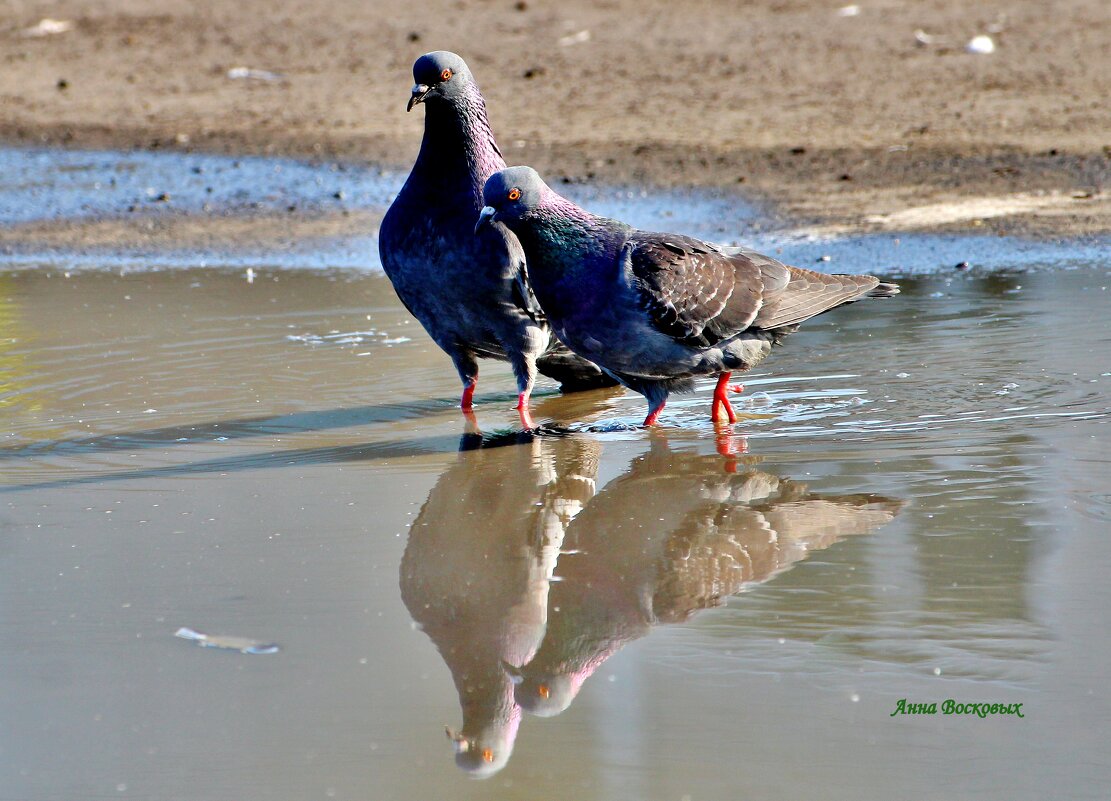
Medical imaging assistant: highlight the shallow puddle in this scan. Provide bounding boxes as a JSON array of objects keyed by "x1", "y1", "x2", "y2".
[{"x1": 1, "y1": 148, "x2": 1109, "y2": 799}]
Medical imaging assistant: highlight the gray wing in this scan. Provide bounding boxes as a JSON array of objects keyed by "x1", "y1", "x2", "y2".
[
  {"x1": 626, "y1": 233, "x2": 769, "y2": 347},
  {"x1": 629, "y1": 236, "x2": 896, "y2": 346}
]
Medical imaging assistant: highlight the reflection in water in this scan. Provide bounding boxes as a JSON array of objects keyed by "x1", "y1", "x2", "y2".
[
  {"x1": 399, "y1": 430, "x2": 601, "y2": 777},
  {"x1": 402, "y1": 432, "x2": 901, "y2": 776}
]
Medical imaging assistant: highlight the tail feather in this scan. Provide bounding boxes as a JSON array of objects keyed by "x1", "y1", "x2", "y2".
[
  {"x1": 867, "y1": 282, "x2": 900, "y2": 298},
  {"x1": 538, "y1": 343, "x2": 620, "y2": 392}
]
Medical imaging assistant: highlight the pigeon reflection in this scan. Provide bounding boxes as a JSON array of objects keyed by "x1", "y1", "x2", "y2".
[
  {"x1": 509, "y1": 439, "x2": 901, "y2": 719},
  {"x1": 399, "y1": 428, "x2": 600, "y2": 778},
  {"x1": 401, "y1": 432, "x2": 901, "y2": 776}
]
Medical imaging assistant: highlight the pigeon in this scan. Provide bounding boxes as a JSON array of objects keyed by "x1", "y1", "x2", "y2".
[
  {"x1": 476, "y1": 166, "x2": 899, "y2": 425},
  {"x1": 378, "y1": 52, "x2": 613, "y2": 427}
]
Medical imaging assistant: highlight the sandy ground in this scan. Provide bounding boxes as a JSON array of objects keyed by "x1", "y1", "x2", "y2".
[{"x1": 1, "y1": 0, "x2": 1109, "y2": 236}]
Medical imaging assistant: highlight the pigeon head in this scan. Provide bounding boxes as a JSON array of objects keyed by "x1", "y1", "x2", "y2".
[
  {"x1": 475, "y1": 166, "x2": 549, "y2": 233},
  {"x1": 408, "y1": 51, "x2": 473, "y2": 111},
  {"x1": 513, "y1": 673, "x2": 579, "y2": 717},
  {"x1": 444, "y1": 723, "x2": 517, "y2": 778}
]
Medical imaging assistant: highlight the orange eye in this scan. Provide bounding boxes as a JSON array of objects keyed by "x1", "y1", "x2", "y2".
[
  {"x1": 482, "y1": 748, "x2": 494, "y2": 763},
  {"x1": 507, "y1": 188, "x2": 521, "y2": 201},
  {"x1": 538, "y1": 684, "x2": 550, "y2": 699},
  {"x1": 440, "y1": 68, "x2": 453, "y2": 81}
]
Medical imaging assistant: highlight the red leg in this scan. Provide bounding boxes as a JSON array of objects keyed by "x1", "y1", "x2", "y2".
[
  {"x1": 460, "y1": 379, "x2": 476, "y2": 410},
  {"x1": 517, "y1": 391, "x2": 536, "y2": 429},
  {"x1": 712, "y1": 373, "x2": 738, "y2": 423},
  {"x1": 643, "y1": 402, "x2": 666, "y2": 427}
]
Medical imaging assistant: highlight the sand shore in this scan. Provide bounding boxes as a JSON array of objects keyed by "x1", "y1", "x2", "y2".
[{"x1": 2, "y1": 0, "x2": 1109, "y2": 236}]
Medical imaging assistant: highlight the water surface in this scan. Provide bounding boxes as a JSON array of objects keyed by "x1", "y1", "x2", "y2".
[{"x1": 1, "y1": 148, "x2": 1110, "y2": 800}]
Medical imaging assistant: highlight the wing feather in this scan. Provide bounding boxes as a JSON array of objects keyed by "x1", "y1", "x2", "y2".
[{"x1": 628, "y1": 236, "x2": 894, "y2": 346}]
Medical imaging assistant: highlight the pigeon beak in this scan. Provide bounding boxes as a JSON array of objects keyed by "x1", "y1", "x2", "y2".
[
  {"x1": 407, "y1": 83, "x2": 432, "y2": 112},
  {"x1": 475, "y1": 206, "x2": 498, "y2": 234},
  {"x1": 445, "y1": 726, "x2": 470, "y2": 754},
  {"x1": 501, "y1": 660, "x2": 524, "y2": 685}
]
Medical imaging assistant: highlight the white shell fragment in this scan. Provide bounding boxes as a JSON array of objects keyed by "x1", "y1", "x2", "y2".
[
  {"x1": 558, "y1": 30, "x2": 591, "y2": 46},
  {"x1": 837, "y1": 5, "x2": 861, "y2": 17},
  {"x1": 23, "y1": 18, "x2": 73, "y2": 37},
  {"x1": 174, "y1": 626, "x2": 280, "y2": 654},
  {"x1": 226, "y1": 66, "x2": 285, "y2": 82},
  {"x1": 966, "y1": 35, "x2": 995, "y2": 54}
]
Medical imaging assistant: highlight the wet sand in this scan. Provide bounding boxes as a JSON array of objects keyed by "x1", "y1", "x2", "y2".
[{"x1": 2, "y1": 0, "x2": 1109, "y2": 236}]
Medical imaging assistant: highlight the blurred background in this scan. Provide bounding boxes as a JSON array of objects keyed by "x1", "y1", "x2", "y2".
[{"x1": 1, "y1": 0, "x2": 1108, "y2": 231}]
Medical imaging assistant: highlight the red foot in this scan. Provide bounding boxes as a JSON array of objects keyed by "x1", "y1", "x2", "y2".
[
  {"x1": 461, "y1": 380, "x2": 477, "y2": 410},
  {"x1": 517, "y1": 391, "x2": 536, "y2": 429},
  {"x1": 643, "y1": 403, "x2": 666, "y2": 427},
  {"x1": 712, "y1": 373, "x2": 738, "y2": 423}
]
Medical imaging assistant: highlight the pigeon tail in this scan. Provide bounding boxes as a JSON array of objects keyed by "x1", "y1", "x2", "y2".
[
  {"x1": 868, "y1": 282, "x2": 900, "y2": 298},
  {"x1": 537, "y1": 346, "x2": 620, "y2": 392}
]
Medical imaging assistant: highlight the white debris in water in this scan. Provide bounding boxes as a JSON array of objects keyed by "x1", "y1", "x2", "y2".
[
  {"x1": 142, "y1": 408, "x2": 158, "y2": 414},
  {"x1": 851, "y1": 693, "x2": 861, "y2": 703},
  {"x1": 914, "y1": 29, "x2": 942, "y2": 46},
  {"x1": 837, "y1": 5, "x2": 861, "y2": 16},
  {"x1": 934, "y1": 667, "x2": 942, "y2": 675},
  {"x1": 23, "y1": 18, "x2": 73, "y2": 37},
  {"x1": 174, "y1": 626, "x2": 279, "y2": 655},
  {"x1": 558, "y1": 30, "x2": 591, "y2": 46},
  {"x1": 323, "y1": 330, "x2": 376, "y2": 339},
  {"x1": 227, "y1": 66, "x2": 285, "y2": 82},
  {"x1": 748, "y1": 391, "x2": 774, "y2": 405},
  {"x1": 896, "y1": 372, "x2": 911, "y2": 378},
  {"x1": 245, "y1": 268, "x2": 256, "y2": 284},
  {"x1": 966, "y1": 35, "x2": 995, "y2": 54}
]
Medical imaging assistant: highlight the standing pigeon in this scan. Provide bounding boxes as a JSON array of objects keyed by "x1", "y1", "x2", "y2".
[
  {"x1": 477, "y1": 166, "x2": 899, "y2": 425},
  {"x1": 378, "y1": 52, "x2": 613, "y2": 427}
]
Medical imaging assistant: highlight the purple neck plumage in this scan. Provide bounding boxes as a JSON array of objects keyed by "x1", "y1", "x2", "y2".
[
  {"x1": 414, "y1": 80, "x2": 506, "y2": 204},
  {"x1": 536, "y1": 188, "x2": 600, "y2": 227}
]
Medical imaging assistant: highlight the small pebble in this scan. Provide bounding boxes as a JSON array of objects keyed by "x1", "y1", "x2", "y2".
[{"x1": 967, "y1": 35, "x2": 995, "y2": 54}]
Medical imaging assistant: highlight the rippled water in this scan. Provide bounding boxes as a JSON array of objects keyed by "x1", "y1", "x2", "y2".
[{"x1": 1, "y1": 149, "x2": 1110, "y2": 800}]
